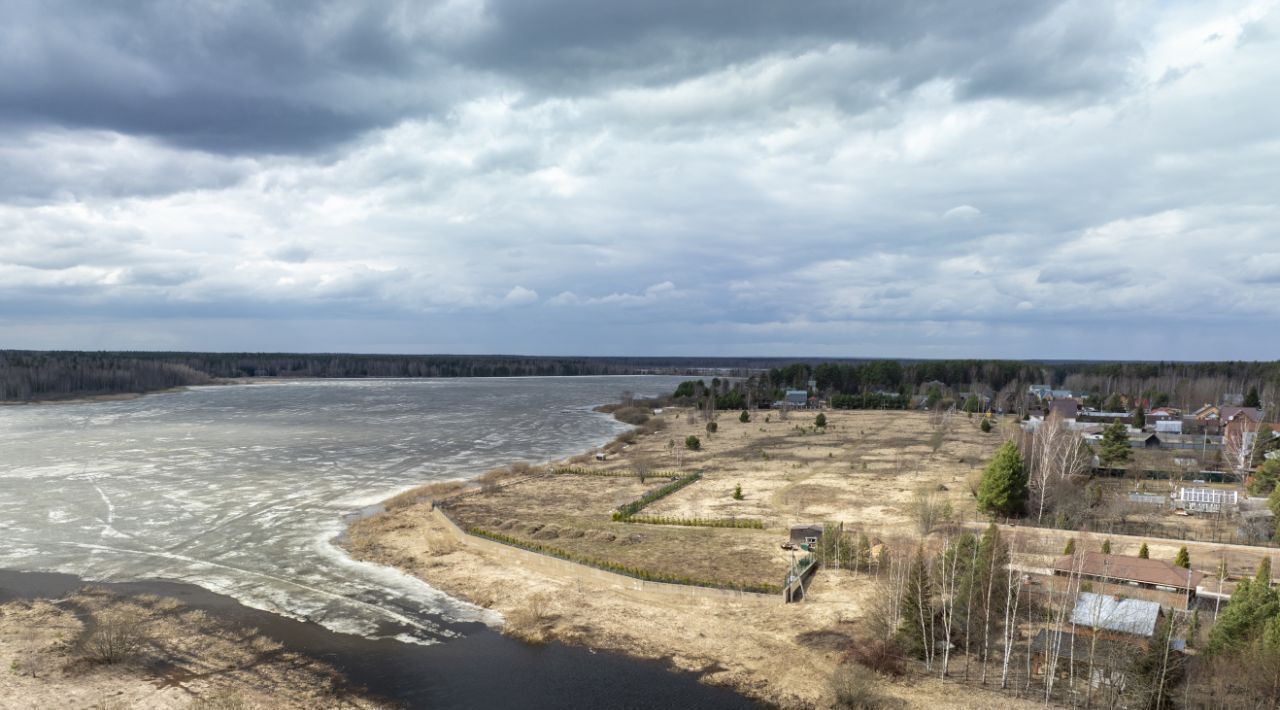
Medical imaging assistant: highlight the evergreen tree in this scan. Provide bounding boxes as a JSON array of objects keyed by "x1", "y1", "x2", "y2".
[
  {"x1": 976, "y1": 441, "x2": 1027, "y2": 516},
  {"x1": 1269, "y1": 485, "x2": 1280, "y2": 540},
  {"x1": 980, "y1": 418, "x2": 992, "y2": 433},
  {"x1": 1102, "y1": 538, "x2": 1112, "y2": 554},
  {"x1": 1246, "y1": 386, "x2": 1262, "y2": 408},
  {"x1": 1174, "y1": 546, "x2": 1190, "y2": 569},
  {"x1": 1128, "y1": 615, "x2": 1184, "y2": 710},
  {"x1": 897, "y1": 545, "x2": 934, "y2": 659},
  {"x1": 1132, "y1": 405, "x2": 1146, "y2": 429},
  {"x1": 1250, "y1": 458, "x2": 1280, "y2": 496},
  {"x1": 1139, "y1": 542, "x2": 1150, "y2": 559},
  {"x1": 739, "y1": 410, "x2": 750, "y2": 423},
  {"x1": 815, "y1": 413, "x2": 827, "y2": 428},
  {"x1": 854, "y1": 533, "x2": 872, "y2": 571},
  {"x1": 1063, "y1": 538, "x2": 1076, "y2": 555},
  {"x1": 1099, "y1": 421, "x2": 1133, "y2": 467},
  {"x1": 1105, "y1": 393, "x2": 1125, "y2": 411},
  {"x1": 1208, "y1": 559, "x2": 1280, "y2": 655}
]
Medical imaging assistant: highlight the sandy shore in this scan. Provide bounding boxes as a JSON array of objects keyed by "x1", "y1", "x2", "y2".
[
  {"x1": 346, "y1": 407, "x2": 1040, "y2": 709},
  {"x1": 0, "y1": 587, "x2": 385, "y2": 710}
]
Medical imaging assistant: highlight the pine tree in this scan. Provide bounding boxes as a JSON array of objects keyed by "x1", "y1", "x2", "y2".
[
  {"x1": 897, "y1": 545, "x2": 934, "y2": 659},
  {"x1": 1132, "y1": 405, "x2": 1146, "y2": 429},
  {"x1": 1099, "y1": 421, "x2": 1133, "y2": 467},
  {"x1": 976, "y1": 441, "x2": 1027, "y2": 516},
  {"x1": 815, "y1": 413, "x2": 827, "y2": 428},
  {"x1": 739, "y1": 410, "x2": 750, "y2": 423},
  {"x1": 854, "y1": 533, "x2": 872, "y2": 571},
  {"x1": 1138, "y1": 542, "x2": 1150, "y2": 559},
  {"x1": 1246, "y1": 386, "x2": 1262, "y2": 408},
  {"x1": 1174, "y1": 546, "x2": 1190, "y2": 569},
  {"x1": 1102, "y1": 538, "x2": 1112, "y2": 554},
  {"x1": 1207, "y1": 558, "x2": 1280, "y2": 654},
  {"x1": 1063, "y1": 538, "x2": 1076, "y2": 555}
]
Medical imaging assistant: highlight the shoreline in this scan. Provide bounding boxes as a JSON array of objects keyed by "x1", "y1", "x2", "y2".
[
  {"x1": 345, "y1": 406, "x2": 1038, "y2": 709},
  {"x1": 0, "y1": 569, "x2": 386, "y2": 709}
]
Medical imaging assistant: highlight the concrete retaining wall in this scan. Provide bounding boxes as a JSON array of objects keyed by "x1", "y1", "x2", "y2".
[{"x1": 430, "y1": 506, "x2": 777, "y2": 606}]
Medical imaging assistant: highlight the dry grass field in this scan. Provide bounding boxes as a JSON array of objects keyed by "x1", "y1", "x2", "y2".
[
  {"x1": 613, "y1": 408, "x2": 1006, "y2": 532},
  {"x1": 443, "y1": 408, "x2": 1011, "y2": 591},
  {"x1": 347, "y1": 407, "x2": 1039, "y2": 708},
  {"x1": 447, "y1": 475, "x2": 785, "y2": 589},
  {"x1": 0, "y1": 588, "x2": 383, "y2": 710}
]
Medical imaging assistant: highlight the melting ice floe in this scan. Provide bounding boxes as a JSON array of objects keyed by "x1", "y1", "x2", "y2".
[{"x1": 0, "y1": 376, "x2": 679, "y2": 643}]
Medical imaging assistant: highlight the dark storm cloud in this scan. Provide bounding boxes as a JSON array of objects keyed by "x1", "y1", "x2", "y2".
[
  {"x1": 0, "y1": 1, "x2": 447, "y2": 154},
  {"x1": 1, "y1": 0, "x2": 1132, "y2": 155}
]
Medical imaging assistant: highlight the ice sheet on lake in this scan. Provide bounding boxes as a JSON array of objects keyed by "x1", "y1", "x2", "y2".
[{"x1": 0, "y1": 376, "x2": 682, "y2": 643}]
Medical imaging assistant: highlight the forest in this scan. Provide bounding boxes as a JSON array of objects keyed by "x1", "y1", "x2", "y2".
[
  {"x1": 0, "y1": 351, "x2": 662, "y2": 402},
  {"x1": 4, "y1": 350, "x2": 1279, "y2": 406}
]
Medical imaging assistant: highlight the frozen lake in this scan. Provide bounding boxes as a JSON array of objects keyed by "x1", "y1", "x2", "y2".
[{"x1": 0, "y1": 376, "x2": 684, "y2": 644}]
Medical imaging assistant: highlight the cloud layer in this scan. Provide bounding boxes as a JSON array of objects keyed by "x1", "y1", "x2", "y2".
[{"x1": 2, "y1": 0, "x2": 1278, "y2": 357}]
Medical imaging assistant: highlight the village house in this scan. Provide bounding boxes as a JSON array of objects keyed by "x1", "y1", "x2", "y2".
[
  {"x1": 782, "y1": 389, "x2": 809, "y2": 408},
  {"x1": 1030, "y1": 592, "x2": 1172, "y2": 686},
  {"x1": 788, "y1": 524, "x2": 823, "y2": 547},
  {"x1": 1147, "y1": 406, "x2": 1181, "y2": 422},
  {"x1": 1051, "y1": 552, "x2": 1206, "y2": 609},
  {"x1": 1047, "y1": 399, "x2": 1079, "y2": 422}
]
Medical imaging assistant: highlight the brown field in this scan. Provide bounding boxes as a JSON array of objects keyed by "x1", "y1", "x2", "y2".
[
  {"x1": 346, "y1": 408, "x2": 1041, "y2": 708},
  {"x1": 447, "y1": 475, "x2": 785, "y2": 588},
  {"x1": 0, "y1": 588, "x2": 383, "y2": 710},
  {"x1": 606, "y1": 408, "x2": 1004, "y2": 533}
]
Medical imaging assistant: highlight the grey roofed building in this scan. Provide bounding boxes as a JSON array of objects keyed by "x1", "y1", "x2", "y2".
[
  {"x1": 789, "y1": 524, "x2": 823, "y2": 545},
  {"x1": 784, "y1": 389, "x2": 808, "y2": 406},
  {"x1": 1070, "y1": 592, "x2": 1162, "y2": 637}
]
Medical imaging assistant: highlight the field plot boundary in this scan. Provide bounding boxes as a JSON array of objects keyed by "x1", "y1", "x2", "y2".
[{"x1": 430, "y1": 505, "x2": 779, "y2": 603}]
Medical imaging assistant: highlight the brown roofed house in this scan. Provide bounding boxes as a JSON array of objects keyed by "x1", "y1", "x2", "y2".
[{"x1": 1053, "y1": 552, "x2": 1205, "y2": 607}]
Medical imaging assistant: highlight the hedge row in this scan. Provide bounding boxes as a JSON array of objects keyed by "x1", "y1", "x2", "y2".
[
  {"x1": 612, "y1": 471, "x2": 703, "y2": 521},
  {"x1": 466, "y1": 525, "x2": 780, "y2": 595},
  {"x1": 550, "y1": 467, "x2": 681, "y2": 479},
  {"x1": 624, "y1": 515, "x2": 765, "y2": 529}
]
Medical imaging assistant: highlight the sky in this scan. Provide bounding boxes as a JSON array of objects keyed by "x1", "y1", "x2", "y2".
[{"x1": 1, "y1": 0, "x2": 1277, "y2": 359}]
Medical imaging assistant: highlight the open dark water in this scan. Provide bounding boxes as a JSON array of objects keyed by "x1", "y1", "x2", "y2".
[{"x1": 0, "y1": 570, "x2": 753, "y2": 709}]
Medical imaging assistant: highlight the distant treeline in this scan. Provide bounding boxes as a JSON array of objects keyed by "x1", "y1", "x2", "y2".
[
  {"x1": 4, "y1": 350, "x2": 1279, "y2": 408},
  {"x1": 672, "y1": 359, "x2": 1280, "y2": 414},
  {"x1": 0, "y1": 350, "x2": 666, "y2": 402},
  {"x1": 0, "y1": 352, "x2": 214, "y2": 402}
]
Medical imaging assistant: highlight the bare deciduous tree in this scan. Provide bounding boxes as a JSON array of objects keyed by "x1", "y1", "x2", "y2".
[
  {"x1": 1028, "y1": 412, "x2": 1092, "y2": 523},
  {"x1": 909, "y1": 487, "x2": 953, "y2": 536},
  {"x1": 83, "y1": 609, "x2": 149, "y2": 664}
]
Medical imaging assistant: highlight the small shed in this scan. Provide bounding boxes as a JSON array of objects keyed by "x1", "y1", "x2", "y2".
[
  {"x1": 789, "y1": 524, "x2": 824, "y2": 546},
  {"x1": 784, "y1": 390, "x2": 809, "y2": 407}
]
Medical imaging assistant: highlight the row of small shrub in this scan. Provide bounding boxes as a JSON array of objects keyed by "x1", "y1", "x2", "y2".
[
  {"x1": 612, "y1": 471, "x2": 703, "y2": 520},
  {"x1": 623, "y1": 515, "x2": 765, "y2": 529},
  {"x1": 466, "y1": 526, "x2": 780, "y2": 594},
  {"x1": 549, "y1": 467, "x2": 680, "y2": 479}
]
